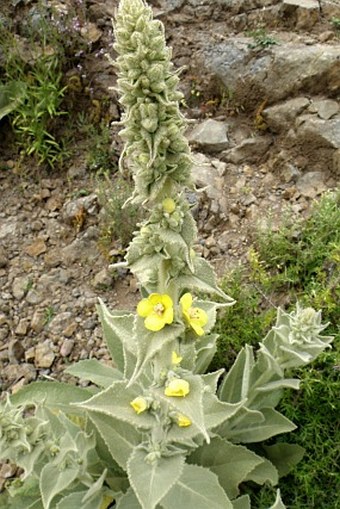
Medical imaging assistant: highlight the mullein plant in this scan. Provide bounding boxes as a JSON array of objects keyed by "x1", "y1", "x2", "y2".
[{"x1": 0, "y1": 1, "x2": 334, "y2": 508}]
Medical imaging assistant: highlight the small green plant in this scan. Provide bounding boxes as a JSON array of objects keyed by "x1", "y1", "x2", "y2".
[
  {"x1": 247, "y1": 29, "x2": 278, "y2": 49},
  {"x1": 86, "y1": 122, "x2": 118, "y2": 173},
  {"x1": 0, "y1": 9, "x2": 68, "y2": 167},
  {"x1": 44, "y1": 306, "x2": 55, "y2": 325},
  {"x1": 331, "y1": 16, "x2": 340, "y2": 30},
  {"x1": 97, "y1": 173, "x2": 142, "y2": 253}
]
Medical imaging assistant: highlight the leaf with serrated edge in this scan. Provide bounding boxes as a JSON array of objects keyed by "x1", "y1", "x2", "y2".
[
  {"x1": 97, "y1": 299, "x2": 125, "y2": 372},
  {"x1": 219, "y1": 345, "x2": 255, "y2": 403},
  {"x1": 188, "y1": 437, "x2": 264, "y2": 499},
  {"x1": 244, "y1": 456, "x2": 278, "y2": 486},
  {"x1": 263, "y1": 443, "x2": 305, "y2": 477},
  {"x1": 56, "y1": 491, "x2": 103, "y2": 509},
  {"x1": 88, "y1": 412, "x2": 141, "y2": 469},
  {"x1": 116, "y1": 488, "x2": 142, "y2": 509},
  {"x1": 203, "y1": 392, "x2": 245, "y2": 431},
  {"x1": 201, "y1": 369, "x2": 224, "y2": 393},
  {"x1": 127, "y1": 448, "x2": 185, "y2": 509},
  {"x1": 10, "y1": 381, "x2": 93, "y2": 415},
  {"x1": 152, "y1": 374, "x2": 208, "y2": 441},
  {"x1": 75, "y1": 381, "x2": 155, "y2": 430},
  {"x1": 194, "y1": 334, "x2": 218, "y2": 374},
  {"x1": 129, "y1": 319, "x2": 184, "y2": 385},
  {"x1": 268, "y1": 489, "x2": 287, "y2": 509},
  {"x1": 232, "y1": 495, "x2": 251, "y2": 509},
  {"x1": 65, "y1": 359, "x2": 123, "y2": 388},
  {"x1": 161, "y1": 463, "x2": 233, "y2": 509},
  {"x1": 225, "y1": 408, "x2": 296, "y2": 443},
  {"x1": 40, "y1": 463, "x2": 79, "y2": 509}
]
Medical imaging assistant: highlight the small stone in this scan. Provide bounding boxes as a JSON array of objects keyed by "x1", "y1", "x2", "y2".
[
  {"x1": 312, "y1": 99, "x2": 339, "y2": 120},
  {"x1": 63, "y1": 322, "x2": 77, "y2": 337},
  {"x1": 31, "y1": 309, "x2": 46, "y2": 333},
  {"x1": 80, "y1": 22, "x2": 102, "y2": 43},
  {"x1": 0, "y1": 313, "x2": 8, "y2": 326},
  {"x1": 12, "y1": 276, "x2": 30, "y2": 300},
  {"x1": 8, "y1": 340, "x2": 25, "y2": 361},
  {"x1": 0, "y1": 463, "x2": 17, "y2": 479},
  {"x1": 25, "y1": 347, "x2": 36, "y2": 363},
  {"x1": 188, "y1": 119, "x2": 230, "y2": 152},
  {"x1": 25, "y1": 238, "x2": 47, "y2": 257},
  {"x1": 44, "y1": 251, "x2": 62, "y2": 267},
  {"x1": 282, "y1": 163, "x2": 301, "y2": 183},
  {"x1": 0, "y1": 246, "x2": 8, "y2": 267},
  {"x1": 46, "y1": 196, "x2": 62, "y2": 211},
  {"x1": 48, "y1": 312, "x2": 73, "y2": 335},
  {"x1": 35, "y1": 343, "x2": 55, "y2": 368},
  {"x1": 296, "y1": 171, "x2": 327, "y2": 198},
  {"x1": 60, "y1": 339, "x2": 75, "y2": 357},
  {"x1": 92, "y1": 268, "x2": 114, "y2": 289},
  {"x1": 15, "y1": 318, "x2": 30, "y2": 336},
  {"x1": 26, "y1": 289, "x2": 43, "y2": 305}
]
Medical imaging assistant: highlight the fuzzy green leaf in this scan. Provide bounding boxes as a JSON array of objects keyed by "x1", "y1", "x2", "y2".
[
  {"x1": 161, "y1": 463, "x2": 233, "y2": 509},
  {"x1": 194, "y1": 334, "x2": 218, "y2": 374},
  {"x1": 56, "y1": 491, "x2": 103, "y2": 509},
  {"x1": 219, "y1": 345, "x2": 255, "y2": 403},
  {"x1": 268, "y1": 490, "x2": 286, "y2": 509},
  {"x1": 244, "y1": 456, "x2": 278, "y2": 486},
  {"x1": 203, "y1": 392, "x2": 244, "y2": 431},
  {"x1": 75, "y1": 381, "x2": 155, "y2": 430},
  {"x1": 65, "y1": 359, "x2": 123, "y2": 388},
  {"x1": 10, "y1": 381, "x2": 93, "y2": 415},
  {"x1": 224, "y1": 408, "x2": 296, "y2": 443},
  {"x1": 127, "y1": 448, "x2": 185, "y2": 509},
  {"x1": 116, "y1": 488, "x2": 142, "y2": 509},
  {"x1": 88, "y1": 411, "x2": 141, "y2": 470},
  {"x1": 263, "y1": 443, "x2": 305, "y2": 477},
  {"x1": 232, "y1": 495, "x2": 251, "y2": 509},
  {"x1": 188, "y1": 437, "x2": 264, "y2": 499},
  {"x1": 40, "y1": 463, "x2": 79, "y2": 509}
]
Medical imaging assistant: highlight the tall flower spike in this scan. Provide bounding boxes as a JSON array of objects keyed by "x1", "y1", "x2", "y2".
[{"x1": 114, "y1": 0, "x2": 193, "y2": 204}]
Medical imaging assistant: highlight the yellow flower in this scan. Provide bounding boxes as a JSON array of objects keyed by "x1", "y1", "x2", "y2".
[
  {"x1": 180, "y1": 293, "x2": 208, "y2": 336},
  {"x1": 130, "y1": 396, "x2": 148, "y2": 414},
  {"x1": 164, "y1": 378, "x2": 190, "y2": 397},
  {"x1": 162, "y1": 198, "x2": 176, "y2": 214},
  {"x1": 137, "y1": 293, "x2": 174, "y2": 332},
  {"x1": 177, "y1": 414, "x2": 192, "y2": 427},
  {"x1": 171, "y1": 351, "x2": 182, "y2": 365}
]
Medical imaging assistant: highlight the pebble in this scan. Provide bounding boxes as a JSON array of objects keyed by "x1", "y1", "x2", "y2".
[
  {"x1": 35, "y1": 343, "x2": 55, "y2": 368},
  {"x1": 60, "y1": 339, "x2": 75, "y2": 357}
]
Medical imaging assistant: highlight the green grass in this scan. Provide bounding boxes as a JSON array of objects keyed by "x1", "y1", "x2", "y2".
[{"x1": 214, "y1": 190, "x2": 340, "y2": 508}]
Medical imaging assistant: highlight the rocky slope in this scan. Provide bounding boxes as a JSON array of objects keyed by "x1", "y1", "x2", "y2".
[{"x1": 0, "y1": 0, "x2": 339, "y2": 395}]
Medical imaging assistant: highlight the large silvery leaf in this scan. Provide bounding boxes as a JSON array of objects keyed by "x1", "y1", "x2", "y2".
[
  {"x1": 129, "y1": 318, "x2": 184, "y2": 385},
  {"x1": 97, "y1": 299, "x2": 134, "y2": 372},
  {"x1": 188, "y1": 437, "x2": 264, "y2": 499},
  {"x1": 10, "y1": 381, "x2": 93, "y2": 415},
  {"x1": 232, "y1": 495, "x2": 251, "y2": 509},
  {"x1": 56, "y1": 491, "x2": 104, "y2": 509},
  {"x1": 88, "y1": 412, "x2": 141, "y2": 469},
  {"x1": 127, "y1": 448, "x2": 185, "y2": 509},
  {"x1": 116, "y1": 488, "x2": 142, "y2": 509},
  {"x1": 194, "y1": 334, "x2": 218, "y2": 374},
  {"x1": 180, "y1": 210, "x2": 198, "y2": 247},
  {"x1": 219, "y1": 345, "x2": 255, "y2": 403},
  {"x1": 263, "y1": 443, "x2": 305, "y2": 477},
  {"x1": 225, "y1": 408, "x2": 296, "y2": 443},
  {"x1": 65, "y1": 359, "x2": 123, "y2": 388},
  {"x1": 161, "y1": 464, "x2": 233, "y2": 509},
  {"x1": 40, "y1": 462, "x2": 79, "y2": 509},
  {"x1": 177, "y1": 257, "x2": 235, "y2": 302},
  {"x1": 203, "y1": 392, "x2": 244, "y2": 431},
  {"x1": 75, "y1": 381, "x2": 155, "y2": 430},
  {"x1": 152, "y1": 374, "x2": 208, "y2": 441},
  {"x1": 244, "y1": 456, "x2": 278, "y2": 486}
]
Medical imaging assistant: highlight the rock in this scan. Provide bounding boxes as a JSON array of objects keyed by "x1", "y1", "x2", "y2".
[
  {"x1": 15, "y1": 318, "x2": 30, "y2": 336},
  {"x1": 263, "y1": 97, "x2": 310, "y2": 132},
  {"x1": 48, "y1": 312, "x2": 73, "y2": 335},
  {"x1": 204, "y1": 40, "x2": 340, "y2": 108},
  {"x1": 35, "y1": 343, "x2": 55, "y2": 368},
  {"x1": 0, "y1": 219, "x2": 17, "y2": 239},
  {"x1": 62, "y1": 193, "x2": 98, "y2": 224},
  {"x1": 0, "y1": 246, "x2": 8, "y2": 267},
  {"x1": 63, "y1": 322, "x2": 77, "y2": 338},
  {"x1": 280, "y1": 0, "x2": 320, "y2": 30},
  {"x1": 296, "y1": 171, "x2": 327, "y2": 198},
  {"x1": 282, "y1": 163, "x2": 301, "y2": 183},
  {"x1": 0, "y1": 463, "x2": 17, "y2": 479},
  {"x1": 61, "y1": 238, "x2": 99, "y2": 264},
  {"x1": 31, "y1": 309, "x2": 46, "y2": 333},
  {"x1": 12, "y1": 276, "x2": 30, "y2": 300},
  {"x1": 309, "y1": 99, "x2": 339, "y2": 120},
  {"x1": 92, "y1": 268, "x2": 114, "y2": 289},
  {"x1": 222, "y1": 136, "x2": 272, "y2": 164},
  {"x1": 60, "y1": 339, "x2": 75, "y2": 357},
  {"x1": 8, "y1": 339, "x2": 25, "y2": 361},
  {"x1": 37, "y1": 269, "x2": 71, "y2": 291},
  {"x1": 296, "y1": 116, "x2": 340, "y2": 149},
  {"x1": 2, "y1": 363, "x2": 36, "y2": 384},
  {"x1": 80, "y1": 22, "x2": 102, "y2": 44},
  {"x1": 44, "y1": 250, "x2": 62, "y2": 267},
  {"x1": 187, "y1": 119, "x2": 230, "y2": 152},
  {"x1": 26, "y1": 289, "x2": 43, "y2": 305},
  {"x1": 25, "y1": 238, "x2": 47, "y2": 257}
]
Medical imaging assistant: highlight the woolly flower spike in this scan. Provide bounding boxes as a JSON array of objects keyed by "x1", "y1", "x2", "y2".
[
  {"x1": 177, "y1": 414, "x2": 192, "y2": 427},
  {"x1": 171, "y1": 351, "x2": 182, "y2": 365},
  {"x1": 130, "y1": 397, "x2": 148, "y2": 414},
  {"x1": 137, "y1": 293, "x2": 174, "y2": 332},
  {"x1": 165, "y1": 378, "x2": 190, "y2": 397},
  {"x1": 180, "y1": 292, "x2": 208, "y2": 336}
]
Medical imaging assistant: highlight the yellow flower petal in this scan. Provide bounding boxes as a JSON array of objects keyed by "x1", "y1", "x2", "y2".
[
  {"x1": 180, "y1": 292, "x2": 192, "y2": 310},
  {"x1": 162, "y1": 198, "x2": 176, "y2": 214},
  {"x1": 164, "y1": 378, "x2": 190, "y2": 397},
  {"x1": 144, "y1": 313, "x2": 165, "y2": 332},
  {"x1": 130, "y1": 397, "x2": 148, "y2": 414},
  {"x1": 172, "y1": 351, "x2": 182, "y2": 365},
  {"x1": 190, "y1": 321, "x2": 205, "y2": 336},
  {"x1": 149, "y1": 293, "x2": 162, "y2": 305},
  {"x1": 161, "y1": 294, "x2": 173, "y2": 309},
  {"x1": 177, "y1": 414, "x2": 192, "y2": 427},
  {"x1": 163, "y1": 307, "x2": 174, "y2": 325},
  {"x1": 137, "y1": 298, "x2": 153, "y2": 317}
]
